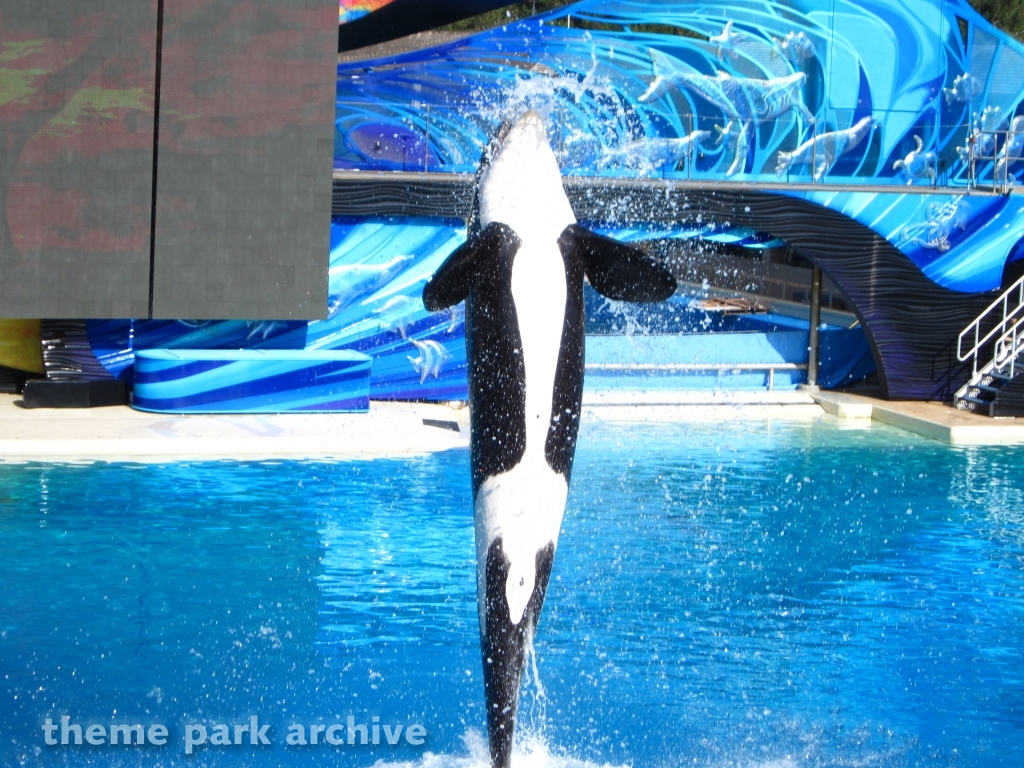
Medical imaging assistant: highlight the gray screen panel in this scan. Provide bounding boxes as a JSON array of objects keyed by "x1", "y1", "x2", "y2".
[
  {"x1": 151, "y1": 0, "x2": 336, "y2": 320},
  {"x1": 0, "y1": 1, "x2": 157, "y2": 319}
]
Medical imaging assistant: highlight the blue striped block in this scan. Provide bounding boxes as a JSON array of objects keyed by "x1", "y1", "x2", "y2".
[{"x1": 132, "y1": 350, "x2": 371, "y2": 414}]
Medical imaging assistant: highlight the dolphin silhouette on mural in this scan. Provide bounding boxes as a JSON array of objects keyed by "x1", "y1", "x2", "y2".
[
  {"x1": 327, "y1": 254, "x2": 414, "y2": 318},
  {"x1": 422, "y1": 111, "x2": 676, "y2": 768},
  {"x1": 776, "y1": 116, "x2": 876, "y2": 180},
  {"x1": 639, "y1": 49, "x2": 814, "y2": 176},
  {"x1": 598, "y1": 130, "x2": 712, "y2": 174},
  {"x1": 639, "y1": 50, "x2": 814, "y2": 124}
]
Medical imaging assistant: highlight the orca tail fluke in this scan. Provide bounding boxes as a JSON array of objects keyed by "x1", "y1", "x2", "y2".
[{"x1": 481, "y1": 539, "x2": 555, "y2": 768}]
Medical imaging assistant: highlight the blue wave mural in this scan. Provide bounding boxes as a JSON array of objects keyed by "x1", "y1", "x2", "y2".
[
  {"x1": 132, "y1": 350, "x2": 371, "y2": 413},
  {"x1": 334, "y1": 0, "x2": 1024, "y2": 292},
  {"x1": 60, "y1": 0, "x2": 1024, "y2": 406},
  {"x1": 87, "y1": 219, "x2": 472, "y2": 404},
  {"x1": 83, "y1": 216, "x2": 795, "y2": 406}
]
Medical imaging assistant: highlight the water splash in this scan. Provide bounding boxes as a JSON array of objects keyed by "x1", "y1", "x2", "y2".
[
  {"x1": 367, "y1": 728, "x2": 630, "y2": 768},
  {"x1": 521, "y1": 618, "x2": 548, "y2": 737},
  {"x1": 468, "y1": 36, "x2": 643, "y2": 175}
]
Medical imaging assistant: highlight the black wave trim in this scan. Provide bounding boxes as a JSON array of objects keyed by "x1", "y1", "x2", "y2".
[
  {"x1": 339, "y1": 0, "x2": 515, "y2": 52},
  {"x1": 335, "y1": 176, "x2": 997, "y2": 401},
  {"x1": 565, "y1": 186, "x2": 994, "y2": 402},
  {"x1": 40, "y1": 320, "x2": 114, "y2": 382},
  {"x1": 332, "y1": 177, "x2": 474, "y2": 219}
]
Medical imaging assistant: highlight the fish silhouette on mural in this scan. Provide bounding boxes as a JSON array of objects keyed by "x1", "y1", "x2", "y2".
[
  {"x1": 958, "y1": 106, "x2": 1003, "y2": 164},
  {"x1": 598, "y1": 130, "x2": 712, "y2": 174},
  {"x1": 771, "y1": 30, "x2": 816, "y2": 64},
  {"x1": 943, "y1": 73, "x2": 981, "y2": 104},
  {"x1": 995, "y1": 115, "x2": 1024, "y2": 184},
  {"x1": 407, "y1": 338, "x2": 451, "y2": 383}
]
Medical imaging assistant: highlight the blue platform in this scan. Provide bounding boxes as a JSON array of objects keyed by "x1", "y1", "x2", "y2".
[
  {"x1": 585, "y1": 324, "x2": 873, "y2": 392},
  {"x1": 132, "y1": 350, "x2": 372, "y2": 414}
]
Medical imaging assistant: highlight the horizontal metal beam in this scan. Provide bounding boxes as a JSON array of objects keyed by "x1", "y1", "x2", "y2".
[
  {"x1": 585, "y1": 363, "x2": 807, "y2": 371},
  {"x1": 333, "y1": 170, "x2": 1014, "y2": 201}
]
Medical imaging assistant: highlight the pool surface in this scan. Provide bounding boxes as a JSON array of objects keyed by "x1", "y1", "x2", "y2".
[{"x1": 2, "y1": 418, "x2": 1023, "y2": 767}]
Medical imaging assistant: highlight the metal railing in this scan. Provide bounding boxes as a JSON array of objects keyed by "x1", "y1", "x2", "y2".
[
  {"x1": 957, "y1": 273, "x2": 1024, "y2": 377},
  {"x1": 966, "y1": 126, "x2": 1023, "y2": 195},
  {"x1": 334, "y1": 99, "x2": 1021, "y2": 192},
  {"x1": 990, "y1": 315, "x2": 1024, "y2": 379},
  {"x1": 584, "y1": 362, "x2": 807, "y2": 390}
]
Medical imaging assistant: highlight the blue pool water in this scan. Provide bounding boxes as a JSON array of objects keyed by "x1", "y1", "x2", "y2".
[{"x1": 2, "y1": 419, "x2": 1023, "y2": 767}]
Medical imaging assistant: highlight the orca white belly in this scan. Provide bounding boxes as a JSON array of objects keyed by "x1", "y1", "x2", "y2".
[
  {"x1": 475, "y1": 457, "x2": 568, "y2": 627},
  {"x1": 475, "y1": 235, "x2": 568, "y2": 627}
]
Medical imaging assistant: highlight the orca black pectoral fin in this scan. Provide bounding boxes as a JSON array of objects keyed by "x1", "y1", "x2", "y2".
[
  {"x1": 560, "y1": 224, "x2": 676, "y2": 303},
  {"x1": 481, "y1": 537, "x2": 556, "y2": 768},
  {"x1": 423, "y1": 222, "x2": 521, "y2": 311}
]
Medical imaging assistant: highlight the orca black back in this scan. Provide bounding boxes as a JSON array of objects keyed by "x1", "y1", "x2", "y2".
[{"x1": 423, "y1": 221, "x2": 675, "y2": 493}]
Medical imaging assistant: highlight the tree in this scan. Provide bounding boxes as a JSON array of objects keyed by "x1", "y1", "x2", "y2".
[
  {"x1": 969, "y1": 0, "x2": 1024, "y2": 41},
  {"x1": 439, "y1": 1, "x2": 573, "y2": 32}
]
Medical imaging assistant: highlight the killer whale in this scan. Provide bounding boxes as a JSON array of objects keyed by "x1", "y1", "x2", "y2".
[{"x1": 423, "y1": 112, "x2": 676, "y2": 768}]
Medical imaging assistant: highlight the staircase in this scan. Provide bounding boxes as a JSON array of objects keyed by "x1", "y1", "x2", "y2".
[{"x1": 955, "y1": 275, "x2": 1024, "y2": 417}]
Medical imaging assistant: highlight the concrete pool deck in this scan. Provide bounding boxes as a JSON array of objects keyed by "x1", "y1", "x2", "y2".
[
  {"x1": 0, "y1": 395, "x2": 473, "y2": 461},
  {"x1": 811, "y1": 391, "x2": 1024, "y2": 446},
  {"x1": 1, "y1": 390, "x2": 1022, "y2": 461}
]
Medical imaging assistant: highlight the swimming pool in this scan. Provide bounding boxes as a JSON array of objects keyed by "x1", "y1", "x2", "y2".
[{"x1": 2, "y1": 418, "x2": 1022, "y2": 767}]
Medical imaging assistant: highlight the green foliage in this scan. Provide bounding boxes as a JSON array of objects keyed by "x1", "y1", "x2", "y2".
[
  {"x1": 438, "y1": 1, "x2": 574, "y2": 32},
  {"x1": 970, "y1": 0, "x2": 1024, "y2": 41}
]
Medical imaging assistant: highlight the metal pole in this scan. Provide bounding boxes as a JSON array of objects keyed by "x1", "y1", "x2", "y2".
[{"x1": 802, "y1": 265, "x2": 822, "y2": 390}]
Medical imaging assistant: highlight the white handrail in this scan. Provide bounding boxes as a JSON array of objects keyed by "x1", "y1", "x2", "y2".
[
  {"x1": 584, "y1": 362, "x2": 808, "y2": 392},
  {"x1": 957, "y1": 273, "x2": 1024, "y2": 374},
  {"x1": 991, "y1": 314, "x2": 1024, "y2": 379}
]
